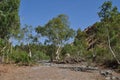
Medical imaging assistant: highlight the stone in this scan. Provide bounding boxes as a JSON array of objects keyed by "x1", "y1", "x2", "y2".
[{"x1": 99, "y1": 70, "x2": 112, "y2": 77}]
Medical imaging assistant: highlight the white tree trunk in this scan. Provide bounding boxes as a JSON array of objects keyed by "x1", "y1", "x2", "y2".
[
  {"x1": 28, "y1": 43, "x2": 32, "y2": 58},
  {"x1": 29, "y1": 48, "x2": 32, "y2": 58},
  {"x1": 55, "y1": 45, "x2": 61, "y2": 60},
  {"x1": 107, "y1": 29, "x2": 120, "y2": 64},
  {"x1": 1, "y1": 46, "x2": 7, "y2": 63}
]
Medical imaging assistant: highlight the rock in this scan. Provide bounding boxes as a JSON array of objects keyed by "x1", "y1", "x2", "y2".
[
  {"x1": 87, "y1": 66, "x2": 98, "y2": 70},
  {"x1": 111, "y1": 76, "x2": 120, "y2": 80},
  {"x1": 72, "y1": 67, "x2": 82, "y2": 71},
  {"x1": 105, "y1": 76, "x2": 120, "y2": 80},
  {"x1": 105, "y1": 76, "x2": 112, "y2": 80},
  {"x1": 99, "y1": 70, "x2": 112, "y2": 77},
  {"x1": 71, "y1": 65, "x2": 98, "y2": 72}
]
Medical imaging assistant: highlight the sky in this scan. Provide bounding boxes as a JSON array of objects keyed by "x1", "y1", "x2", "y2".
[{"x1": 19, "y1": 0, "x2": 120, "y2": 31}]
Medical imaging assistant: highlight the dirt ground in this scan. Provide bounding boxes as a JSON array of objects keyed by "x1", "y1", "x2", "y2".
[{"x1": 0, "y1": 64, "x2": 119, "y2": 80}]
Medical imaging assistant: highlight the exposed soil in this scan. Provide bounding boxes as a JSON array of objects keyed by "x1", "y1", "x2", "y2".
[{"x1": 0, "y1": 64, "x2": 119, "y2": 80}]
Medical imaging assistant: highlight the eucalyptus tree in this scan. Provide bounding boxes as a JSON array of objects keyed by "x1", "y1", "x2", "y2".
[
  {"x1": 20, "y1": 25, "x2": 38, "y2": 58},
  {"x1": 98, "y1": 1, "x2": 120, "y2": 64},
  {"x1": 0, "y1": 0, "x2": 20, "y2": 39},
  {"x1": 36, "y1": 14, "x2": 75, "y2": 60},
  {"x1": 0, "y1": 0, "x2": 20, "y2": 63}
]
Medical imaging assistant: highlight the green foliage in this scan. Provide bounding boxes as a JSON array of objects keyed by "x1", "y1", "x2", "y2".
[
  {"x1": 62, "y1": 44, "x2": 75, "y2": 56},
  {"x1": 84, "y1": 1, "x2": 120, "y2": 65},
  {"x1": 11, "y1": 49, "x2": 32, "y2": 65},
  {"x1": 33, "y1": 51, "x2": 50, "y2": 61},
  {"x1": 0, "y1": 0, "x2": 20, "y2": 63},
  {"x1": 0, "y1": 38, "x2": 4, "y2": 48},
  {"x1": 36, "y1": 14, "x2": 75, "y2": 46},
  {"x1": 62, "y1": 1, "x2": 120, "y2": 67},
  {"x1": 98, "y1": 1, "x2": 112, "y2": 20},
  {"x1": 0, "y1": 0, "x2": 20, "y2": 39},
  {"x1": 14, "y1": 44, "x2": 50, "y2": 63},
  {"x1": 97, "y1": 1, "x2": 120, "y2": 64},
  {"x1": 36, "y1": 14, "x2": 75, "y2": 60},
  {"x1": 73, "y1": 29, "x2": 87, "y2": 57},
  {"x1": 0, "y1": 0, "x2": 120, "y2": 69},
  {"x1": 44, "y1": 45, "x2": 56, "y2": 61}
]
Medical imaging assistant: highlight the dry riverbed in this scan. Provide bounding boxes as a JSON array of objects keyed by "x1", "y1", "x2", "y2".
[{"x1": 0, "y1": 64, "x2": 119, "y2": 80}]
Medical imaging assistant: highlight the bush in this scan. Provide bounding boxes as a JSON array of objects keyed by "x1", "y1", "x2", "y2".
[
  {"x1": 33, "y1": 51, "x2": 50, "y2": 61},
  {"x1": 10, "y1": 49, "x2": 32, "y2": 65}
]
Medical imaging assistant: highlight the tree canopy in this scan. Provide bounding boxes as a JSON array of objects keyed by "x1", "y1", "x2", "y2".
[
  {"x1": 0, "y1": 0, "x2": 20, "y2": 39},
  {"x1": 36, "y1": 14, "x2": 75, "y2": 60}
]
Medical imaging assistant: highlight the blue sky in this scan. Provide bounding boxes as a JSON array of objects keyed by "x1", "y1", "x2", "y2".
[{"x1": 19, "y1": 0, "x2": 120, "y2": 30}]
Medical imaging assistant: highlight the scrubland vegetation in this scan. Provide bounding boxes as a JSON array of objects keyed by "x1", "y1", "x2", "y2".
[{"x1": 0, "y1": 0, "x2": 120, "y2": 70}]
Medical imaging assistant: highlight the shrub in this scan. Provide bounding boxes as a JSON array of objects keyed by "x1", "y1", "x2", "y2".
[
  {"x1": 10, "y1": 49, "x2": 32, "y2": 65},
  {"x1": 33, "y1": 51, "x2": 50, "y2": 61}
]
